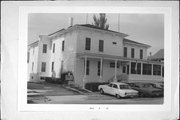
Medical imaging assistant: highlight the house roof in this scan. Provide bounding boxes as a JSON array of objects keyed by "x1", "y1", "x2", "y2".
[
  {"x1": 48, "y1": 24, "x2": 128, "y2": 38},
  {"x1": 124, "y1": 38, "x2": 151, "y2": 48},
  {"x1": 148, "y1": 49, "x2": 164, "y2": 60},
  {"x1": 76, "y1": 24, "x2": 128, "y2": 37}
]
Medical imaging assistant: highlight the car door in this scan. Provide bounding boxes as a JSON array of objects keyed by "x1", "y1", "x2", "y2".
[
  {"x1": 111, "y1": 84, "x2": 119, "y2": 96},
  {"x1": 105, "y1": 83, "x2": 113, "y2": 94}
]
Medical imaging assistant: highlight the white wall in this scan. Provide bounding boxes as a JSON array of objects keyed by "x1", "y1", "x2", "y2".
[
  {"x1": 28, "y1": 45, "x2": 39, "y2": 81},
  {"x1": 50, "y1": 30, "x2": 78, "y2": 78},
  {"x1": 76, "y1": 27, "x2": 124, "y2": 56},
  {"x1": 37, "y1": 35, "x2": 52, "y2": 77}
]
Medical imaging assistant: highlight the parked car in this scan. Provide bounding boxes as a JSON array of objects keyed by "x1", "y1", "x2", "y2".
[
  {"x1": 98, "y1": 82, "x2": 138, "y2": 99},
  {"x1": 126, "y1": 82, "x2": 163, "y2": 97},
  {"x1": 149, "y1": 82, "x2": 164, "y2": 89}
]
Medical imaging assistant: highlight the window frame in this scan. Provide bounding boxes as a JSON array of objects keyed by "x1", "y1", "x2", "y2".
[
  {"x1": 85, "y1": 37, "x2": 91, "y2": 50},
  {"x1": 62, "y1": 40, "x2": 65, "y2": 51},
  {"x1": 41, "y1": 62, "x2": 46, "y2": 72},
  {"x1": 42, "y1": 44, "x2": 47, "y2": 53},
  {"x1": 124, "y1": 47, "x2": 127, "y2": 57},
  {"x1": 53, "y1": 43, "x2": 55, "y2": 53},
  {"x1": 140, "y1": 49, "x2": 143, "y2": 59},
  {"x1": 131, "y1": 48, "x2": 135, "y2": 58},
  {"x1": 99, "y1": 40, "x2": 104, "y2": 52}
]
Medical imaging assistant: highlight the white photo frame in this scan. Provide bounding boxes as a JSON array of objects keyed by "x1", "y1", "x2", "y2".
[{"x1": 2, "y1": 1, "x2": 179, "y2": 120}]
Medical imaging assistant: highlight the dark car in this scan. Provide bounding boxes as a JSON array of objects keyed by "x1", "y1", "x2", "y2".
[{"x1": 126, "y1": 82, "x2": 163, "y2": 97}]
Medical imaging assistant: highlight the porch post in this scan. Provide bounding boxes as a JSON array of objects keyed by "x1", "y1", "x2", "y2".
[
  {"x1": 83, "y1": 56, "x2": 87, "y2": 89},
  {"x1": 99, "y1": 57, "x2": 103, "y2": 82},
  {"x1": 114, "y1": 59, "x2": 117, "y2": 82}
]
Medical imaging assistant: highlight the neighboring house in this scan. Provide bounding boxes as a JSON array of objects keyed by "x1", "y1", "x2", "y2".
[
  {"x1": 28, "y1": 24, "x2": 164, "y2": 87},
  {"x1": 148, "y1": 49, "x2": 164, "y2": 62}
]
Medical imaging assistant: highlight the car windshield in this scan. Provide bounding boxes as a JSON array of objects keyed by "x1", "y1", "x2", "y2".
[{"x1": 120, "y1": 85, "x2": 130, "y2": 89}]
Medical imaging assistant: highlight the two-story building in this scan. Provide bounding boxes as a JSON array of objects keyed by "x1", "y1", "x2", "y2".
[{"x1": 28, "y1": 24, "x2": 164, "y2": 88}]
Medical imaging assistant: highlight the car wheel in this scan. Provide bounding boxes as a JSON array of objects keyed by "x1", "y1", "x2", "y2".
[
  {"x1": 100, "y1": 89, "x2": 104, "y2": 94},
  {"x1": 116, "y1": 94, "x2": 121, "y2": 99}
]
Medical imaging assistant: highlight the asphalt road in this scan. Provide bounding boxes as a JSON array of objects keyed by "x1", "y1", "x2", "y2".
[{"x1": 27, "y1": 82, "x2": 163, "y2": 104}]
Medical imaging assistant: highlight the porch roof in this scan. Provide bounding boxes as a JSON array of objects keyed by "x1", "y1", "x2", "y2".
[{"x1": 76, "y1": 52, "x2": 163, "y2": 65}]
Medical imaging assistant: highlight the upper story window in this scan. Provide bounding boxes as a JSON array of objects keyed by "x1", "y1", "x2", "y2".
[
  {"x1": 53, "y1": 43, "x2": 55, "y2": 53},
  {"x1": 62, "y1": 40, "x2": 65, "y2": 51},
  {"x1": 85, "y1": 37, "x2": 91, "y2": 50},
  {"x1": 140, "y1": 49, "x2": 143, "y2": 59},
  {"x1": 41, "y1": 62, "x2": 46, "y2": 72},
  {"x1": 99, "y1": 40, "x2": 104, "y2": 52},
  {"x1": 42, "y1": 44, "x2": 47, "y2": 53},
  {"x1": 124, "y1": 47, "x2": 127, "y2": 57},
  {"x1": 131, "y1": 48, "x2": 135, "y2": 58}
]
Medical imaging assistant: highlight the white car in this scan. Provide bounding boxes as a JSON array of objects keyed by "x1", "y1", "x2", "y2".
[{"x1": 98, "y1": 82, "x2": 138, "y2": 99}]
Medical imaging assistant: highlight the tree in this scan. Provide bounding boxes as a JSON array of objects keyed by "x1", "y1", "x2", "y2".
[{"x1": 93, "y1": 13, "x2": 109, "y2": 30}]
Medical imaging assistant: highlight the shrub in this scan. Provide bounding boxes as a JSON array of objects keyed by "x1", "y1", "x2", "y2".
[
  {"x1": 45, "y1": 77, "x2": 64, "y2": 84},
  {"x1": 85, "y1": 82, "x2": 109, "y2": 92}
]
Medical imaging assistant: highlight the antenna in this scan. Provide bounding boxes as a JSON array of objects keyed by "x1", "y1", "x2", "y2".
[{"x1": 118, "y1": 14, "x2": 120, "y2": 32}]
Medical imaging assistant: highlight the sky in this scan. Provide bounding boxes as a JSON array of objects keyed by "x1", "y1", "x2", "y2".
[{"x1": 28, "y1": 13, "x2": 164, "y2": 55}]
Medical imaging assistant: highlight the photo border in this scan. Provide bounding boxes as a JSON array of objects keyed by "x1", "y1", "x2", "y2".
[{"x1": 17, "y1": 3, "x2": 176, "y2": 113}]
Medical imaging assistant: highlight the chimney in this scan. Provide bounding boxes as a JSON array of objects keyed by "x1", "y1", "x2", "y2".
[{"x1": 68, "y1": 17, "x2": 73, "y2": 27}]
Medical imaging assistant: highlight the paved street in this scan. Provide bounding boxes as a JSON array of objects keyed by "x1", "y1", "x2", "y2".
[{"x1": 28, "y1": 82, "x2": 163, "y2": 104}]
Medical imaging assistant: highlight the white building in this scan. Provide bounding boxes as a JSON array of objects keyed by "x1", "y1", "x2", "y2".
[{"x1": 28, "y1": 24, "x2": 164, "y2": 88}]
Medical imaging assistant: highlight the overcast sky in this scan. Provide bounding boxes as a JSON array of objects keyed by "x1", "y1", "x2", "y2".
[{"x1": 28, "y1": 13, "x2": 164, "y2": 55}]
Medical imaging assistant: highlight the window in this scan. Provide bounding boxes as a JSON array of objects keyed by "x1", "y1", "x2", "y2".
[
  {"x1": 131, "y1": 48, "x2": 135, "y2": 58},
  {"x1": 122, "y1": 66, "x2": 126, "y2": 73},
  {"x1": 53, "y1": 43, "x2": 55, "y2": 53},
  {"x1": 85, "y1": 38, "x2": 91, "y2": 50},
  {"x1": 143, "y1": 63, "x2": 152, "y2": 75},
  {"x1": 110, "y1": 62, "x2": 119, "y2": 68},
  {"x1": 137, "y1": 63, "x2": 141, "y2": 74},
  {"x1": 97, "y1": 61, "x2": 101, "y2": 76},
  {"x1": 131, "y1": 62, "x2": 141, "y2": 74},
  {"x1": 62, "y1": 40, "x2": 65, "y2": 51},
  {"x1": 41, "y1": 62, "x2": 46, "y2": 72},
  {"x1": 108, "y1": 83, "x2": 113, "y2": 87},
  {"x1": 153, "y1": 64, "x2": 161, "y2": 75},
  {"x1": 52, "y1": 62, "x2": 54, "y2": 72},
  {"x1": 127, "y1": 65, "x2": 129, "y2": 74},
  {"x1": 99, "y1": 40, "x2": 104, "y2": 52},
  {"x1": 131, "y1": 62, "x2": 136, "y2": 74},
  {"x1": 124, "y1": 47, "x2": 127, "y2": 57},
  {"x1": 84, "y1": 60, "x2": 90, "y2": 75},
  {"x1": 140, "y1": 49, "x2": 143, "y2": 59},
  {"x1": 42, "y1": 44, "x2": 47, "y2": 53},
  {"x1": 113, "y1": 84, "x2": 118, "y2": 88},
  {"x1": 32, "y1": 62, "x2": 34, "y2": 71},
  {"x1": 162, "y1": 66, "x2": 164, "y2": 77},
  {"x1": 120, "y1": 85, "x2": 130, "y2": 89}
]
